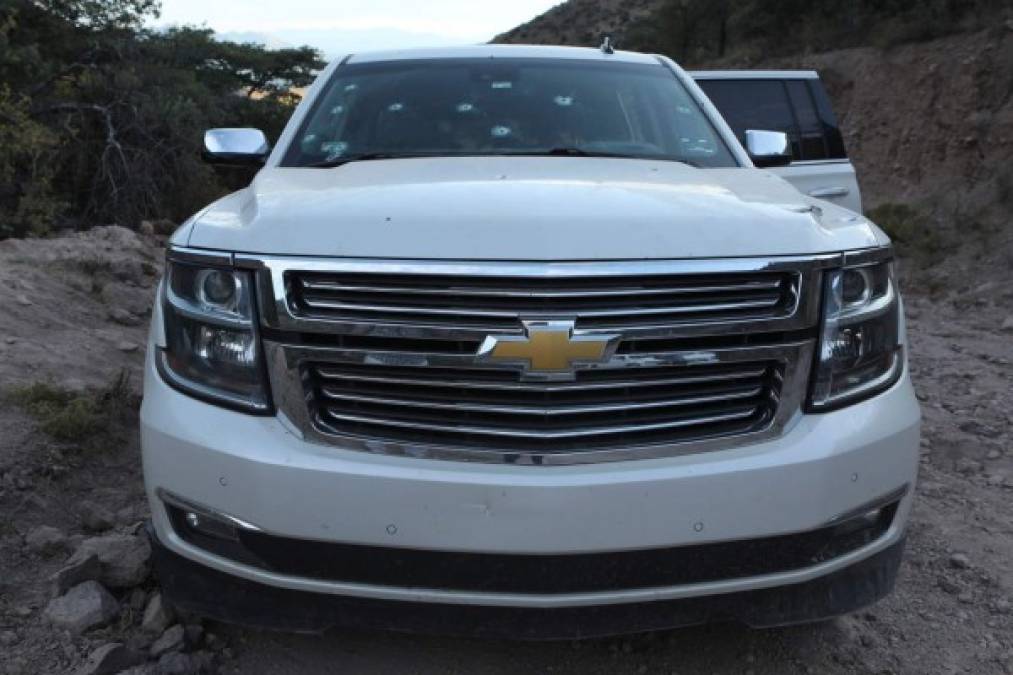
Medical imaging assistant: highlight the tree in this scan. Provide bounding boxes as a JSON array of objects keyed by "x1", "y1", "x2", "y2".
[{"x1": 0, "y1": 0, "x2": 324, "y2": 236}]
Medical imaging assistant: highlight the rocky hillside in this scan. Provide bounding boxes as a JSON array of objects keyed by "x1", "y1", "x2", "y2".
[{"x1": 494, "y1": 0, "x2": 663, "y2": 47}]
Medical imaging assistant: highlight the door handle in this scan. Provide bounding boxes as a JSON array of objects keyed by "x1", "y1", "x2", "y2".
[{"x1": 808, "y1": 186, "x2": 850, "y2": 199}]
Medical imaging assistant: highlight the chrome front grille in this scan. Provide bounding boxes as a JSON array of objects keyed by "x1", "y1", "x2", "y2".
[
  {"x1": 306, "y1": 360, "x2": 782, "y2": 451},
  {"x1": 245, "y1": 254, "x2": 830, "y2": 464},
  {"x1": 287, "y1": 270, "x2": 799, "y2": 330}
]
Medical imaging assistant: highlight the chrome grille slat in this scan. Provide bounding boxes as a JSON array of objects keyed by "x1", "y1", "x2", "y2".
[
  {"x1": 298, "y1": 296, "x2": 783, "y2": 319},
  {"x1": 319, "y1": 406, "x2": 761, "y2": 440},
  {"x1": 317, "y1": 385, "x2": 764, "y2": 416},
  {"x1": 299, "y1": 278, "x2": 783, "y2": 298},
  {"x1": 314, "y1": 363, "x2": 769, "y2": 392}
]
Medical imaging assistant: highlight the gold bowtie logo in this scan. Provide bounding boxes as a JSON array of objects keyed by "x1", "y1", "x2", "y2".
[{"x1": 477, "y1": 320, "x2": 619, "y2": 380}]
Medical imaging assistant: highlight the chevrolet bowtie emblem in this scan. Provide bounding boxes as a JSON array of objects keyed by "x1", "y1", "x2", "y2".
[{"x1": 477, "y1": 320, "x2": 620, "y2": 381}]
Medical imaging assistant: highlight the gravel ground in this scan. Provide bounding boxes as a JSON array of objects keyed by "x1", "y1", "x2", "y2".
[{"x1": 0, "y1": 227, "x2": 1011, "y2": 675}]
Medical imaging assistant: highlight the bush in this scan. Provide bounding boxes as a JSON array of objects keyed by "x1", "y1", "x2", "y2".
[
  {"x1": 866, "y1": 202, "x2": 945, "y2": 262},
  {"x1": 9, "y1": 371, "x2": 138, "y2": 450},
  {"x1": 0, "y1": 1, "x2": 324, "y2": 238},
  {"x1": 0, "y1": 87, "x2": 66, "y2": 238}
]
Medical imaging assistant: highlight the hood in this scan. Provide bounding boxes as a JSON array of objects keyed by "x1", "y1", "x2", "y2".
[{"x1": 185, "y1": 157, "x2": 882, "y2": 259}]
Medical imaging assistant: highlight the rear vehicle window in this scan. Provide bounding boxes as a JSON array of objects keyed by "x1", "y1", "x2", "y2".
[
  {"x1": 282, "y1": 58, "x2": 738, "y2": 169},
  {"x1": 696, "y1": 78, "x2": 847, "y2": 162}
]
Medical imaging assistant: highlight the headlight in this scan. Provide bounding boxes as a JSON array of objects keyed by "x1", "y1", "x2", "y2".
[
  {"x1": 809, "y1": 256, "x2": 903, "y2": 411},
  {"x1": 157, "y1": 258, "x2": 271, "y2": 413}
]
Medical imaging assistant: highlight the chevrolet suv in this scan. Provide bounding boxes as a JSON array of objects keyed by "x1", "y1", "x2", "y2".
[{"x1": 142, "y1": 45, "x2": 920, "y2": 638}]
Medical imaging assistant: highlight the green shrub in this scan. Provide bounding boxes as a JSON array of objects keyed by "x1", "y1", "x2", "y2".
[
  {"x1": 866, "y1": 202, "x2": 945, "y2": 263},
  {"x1": 9, "y1": 371, "x2": 137, "y2": 449}
]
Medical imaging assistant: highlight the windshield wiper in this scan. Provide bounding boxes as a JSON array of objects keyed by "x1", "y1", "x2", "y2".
[
  {"x1": 500, "y1": 147, "x2": 701, "y2": 167},
  {"x1": 302, "y1": 148, "x2": 701, "y2": 168},
  {"x1": 303, "y1": 152, "x2": 422, "y2": 168}
]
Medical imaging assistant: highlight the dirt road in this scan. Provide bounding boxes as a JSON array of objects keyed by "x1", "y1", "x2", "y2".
[{"x1": 1, "y1": 229, "x2": 1011, "y2": 675}]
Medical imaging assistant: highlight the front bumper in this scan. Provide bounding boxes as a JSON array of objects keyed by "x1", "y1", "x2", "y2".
[
  {"x1": 141, "y1": 336, "x2": 920, "y2": 629},
  {"x1": 149, "y1": 522, "x2": 906, "y2": 638}
]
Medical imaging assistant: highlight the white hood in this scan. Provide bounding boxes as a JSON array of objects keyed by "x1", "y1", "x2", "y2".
[{"x1": 184, "y1": 157, "x2": 883, "y2": 259}]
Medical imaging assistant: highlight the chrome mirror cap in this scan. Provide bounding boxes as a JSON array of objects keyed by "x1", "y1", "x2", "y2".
[
  {"x1": 744, "y1": 130, "x2": 792, "y2": 168},
  {"x1": 202, "y1": 128, "x2": 270, "y2": 166}
]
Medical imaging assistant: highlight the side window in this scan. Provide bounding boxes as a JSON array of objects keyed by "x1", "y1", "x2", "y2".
[
  {"x1": 807, "y1": 80, "x2": 848, "y2": 160},
  {"x1": 695, "y1": 79, "x2": 800, "y2": 161},
  {"x1": 785, "y1": 80, "x2": 828, "y2": 160}
]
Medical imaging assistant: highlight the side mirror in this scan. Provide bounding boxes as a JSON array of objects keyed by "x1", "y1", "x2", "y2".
[
  {"x1": 744, "y1": 130, "x2": 792, "y2": 168},
  {"x1": 202, "y1": 128, "x2": 270, "y2": 165}
]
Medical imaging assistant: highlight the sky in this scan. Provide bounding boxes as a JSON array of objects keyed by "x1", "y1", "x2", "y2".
[{"x1": 153, "y1": 0, "x2": 561, "y2": 57}]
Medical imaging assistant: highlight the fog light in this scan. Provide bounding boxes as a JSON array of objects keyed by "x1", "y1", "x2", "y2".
[{"x1": 181, "y1": 508, "x2": 239, "y2": 541}]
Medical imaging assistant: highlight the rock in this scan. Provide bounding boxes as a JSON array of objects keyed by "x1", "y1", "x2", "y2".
[
  {"x1": 959, "y1": 420, "x2": 1001, "y2": 438},
  {"x1": 15, "y1": 294, "x2": 32, "y2": 306},
  {"x1": 150, "y1": 624, "x2": 185, "y2": 657},
  {"x1": 107, "y1": 307, "x2": 142, "y2": 326},
  {"x1": 949, "y1": 553, "x2": 971, "y2": 569},
  {"x1": 0, "y1": 630, "x2": 17, "y2": 646},
  {"x1": 155, "y1": 652, "x2": 195, "y2": 675},
  {"x1": 129, "y1": 587, "x2": 148, "y2": 612},
  {"x1": 116, "y1": 341, "x2": 140, "y2": 353},
  {"x1": 142, "y1": 593, "x2": 175, "y2": 635},
  {"x1": 987, "y1": 449, "x2": 1003, "y2": 460},
  {"x1": 44, "y1": 581, "x2": 119, "y2": 634},
  {"x1": 139, "y1": 221, "x2": 156, "y2": 236},
  {"x1": 1001, "y1": 317, "x2": 1013, "y2": 332},
  {"x1": 117, "y1": 505, "x2": 137, "y2": 525},
  {"x1": 958, "y1": 592, "x2": 974, "y2": 604},
  {"x1": 62, "y1": 377, "x2": 88, "y2": 394},
  {"x1": 50, "y1": 552, "x2": 102, "y2": 596},
  {"x1": 75, "y1": 643, "x2": 145, "y2": 675},
  {"x1": 70, "y1": 534, "x2": 151, "y2": 588},
  {"x1": 79, "y1": 501, "x2": 115, "y2": 532},
  {"x1": 183, "y1": 623, "x2": 203, "y2": 646},
  {"x1": 955, "y1": 458, "x2": 983, "y2": 475},
  {"x1": 993, "y1": 598, "x2": 1012, "y2": 614},
  {"x1": 25, "y1": 525, "x2": 67, "y2": 555},
  {"x1": 118, "y1": 666, "x2": 159, "y2": 675},
  {"x1": 937, "y1": 577, "x2": 961, "y2": 594}
]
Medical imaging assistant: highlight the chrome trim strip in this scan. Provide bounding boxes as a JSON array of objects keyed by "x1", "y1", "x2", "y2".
[
  {"x1": 299, "y1": 278, "x2": 784, "y2": 298},
  {"x1": 156, "y1": 488, "x2": 263, "y2": 532},
  {"x1": 319, "y1": 385, "x2": 763, "y2": 418},
  {"x1": 824, "y1": 484, "x2": 909, "y2": 526},
  {"x1": 299, "y1": 295, "x2": 784, "y2": 319},
  {"x1": 320, "y1": 406, "x2": 759, "y2": 440},
  {"x1": 314, "y1": 363, "x2": 769, "y2": 392}
]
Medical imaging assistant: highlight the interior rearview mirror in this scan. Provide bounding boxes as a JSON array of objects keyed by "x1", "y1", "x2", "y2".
[
  {"x1": 744, "y1": 130, "x2": 792, "y2": 168},
  {"x1": 202, "y1": 128, "x2": 270, "y2": 166}
]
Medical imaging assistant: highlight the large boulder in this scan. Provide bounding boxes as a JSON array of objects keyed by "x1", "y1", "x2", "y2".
[
  {"x1": 66, "y1": 533, "x2": 151, "y2": 588},
  {"x1": 44, "y1": 581, "x2": 119, "y2": 634}
]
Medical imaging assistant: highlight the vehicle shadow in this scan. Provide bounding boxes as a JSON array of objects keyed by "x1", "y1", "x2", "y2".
[{"x1": 219, "y1": 617, "x2": 851, "y2": 674}]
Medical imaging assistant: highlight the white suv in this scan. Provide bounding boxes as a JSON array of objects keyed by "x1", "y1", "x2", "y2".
[{"x1": 141, "y1": 45, "x2": 920, "y2": 638}]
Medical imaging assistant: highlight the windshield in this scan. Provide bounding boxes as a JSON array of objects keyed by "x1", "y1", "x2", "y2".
[{"x1": 282, "y1": 58, "x2": 737, "y2": 168}]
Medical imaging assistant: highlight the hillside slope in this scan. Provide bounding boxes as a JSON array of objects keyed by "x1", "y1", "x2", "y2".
[{"x1": 494, "y1": 0, "x2": 663, "y2": 47}]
